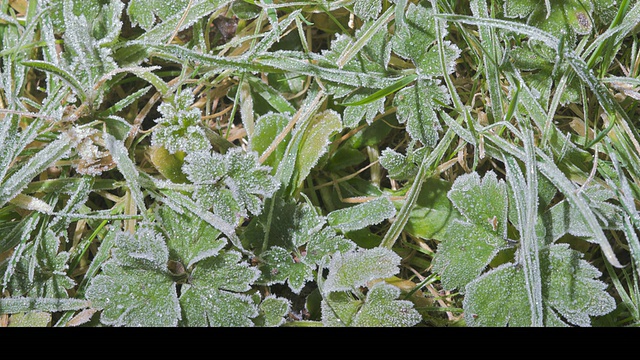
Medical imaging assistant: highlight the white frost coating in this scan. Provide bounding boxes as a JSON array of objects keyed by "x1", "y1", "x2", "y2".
[
  {"x1": 104, "y1": 133, "x2": 147, "y2": 216},
  {"x1": 294, "y1": 109, "x2": 342, "y2": 188},
  {"x1": 353, "y1": 0, "x2": 382, "y2": 20},
  {"x1": 0, "y1": 133, "x2": 74, "y2": 208},
  {"x1": 351, "y1": 282, "x2": 422, "y2": 327},
  {"x1": 323, "y1": 247, "x2": 401, "y2": 294},
  {"x1": 111, "y1": 226, "x2": 169, "y2": 269},
  {"x1": 327, "y1": 197, "x2": 396, "y2": 233},
  {"x1": 8, "y1": 194, "x2": 54, "y2": 213},
  {"x1": 259, "y1": 295, "x2": 291, "y2": 327}
]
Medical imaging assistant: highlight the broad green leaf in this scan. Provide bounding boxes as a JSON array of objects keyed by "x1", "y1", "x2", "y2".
[
  {"x1": 304, "y1": 227, "x2": 357, "y2": 265},
  {"x1": 504, "y1": 0, "x2": 615, "y2": 45},
  {"x1": 7, "y1": 311, "x2": 51, "y2": 327},
  {"x1": 321, "y1": 280, "x2": 421, "y2": 327},
  {"x1": 394, "y1": 79, "x2": 449, "y2": 147},
  {"x1": 326, "y1": 147, "x2": 368, "y2": 172},
  {"x1": 183, "y1": 147, "x2": 279, "y2": 224},
  {"x1": 255, "y1": 295, "x2": 291, "y2": 327},
  {"x1": 321, "y1": 291, "x2": 361, "y2": 326},
  {"x1": 258, "y1": 246, "x2": 315, "y2": 294},
  {"x1": 327, "y1": 196, "x2": 396, "y2": 233},
  {"x1": 251, "y1": 113, "x2": 291, "y2": 169},
  {"x1": 503, "y1": 0, "x2": 537, "y2": 18},
  {"x1": 248, "y1": 198, "x2": 355, "y2": 293},
  {"x1": 179, "y1": 251, "x2": 260, "y2": 327},
  {"x1": 126, "y1": 0, "x2": 190, "y2": 31},
  {"x1": 87, "y1": 262, "x2": 180, "y2": 327},
  {"x1": 323, "y1": 247, "x2": 401, "y2": 294},
  {"x1": 293, "y1": 110, "x2": 342, "y2": 189},
  {"x1": 448, "y1": 171, "x2": 509, "y2": 235},
  {"x1": 379, "y1": 146, "x2": 426, "y2": 181},
  {"x1": 432, "y1": 220, "x2": 506, "y2": 292},
  {"x1": 248, "y1": 197, "x2": 323, "y2": 270},
  {"x1": 159, "y1": 189, "x2": 240, "y2": 249},
  {"x1": 543, "y1": 183, "x2": 624, "y2": 243},
  {"x1": 464, "y1": 244, "x2": 616, "y2": 326},
  {"x1": 109, "y1": 226, "x2": 169, "y2": 270},
  {"x1": 432, "y1": 171, "x2": 509, "y2": 291},
  {"x1": 158, "y1": 206, "x2": 226, "y2": 269},
  {"x1": 398, "y1": 176, "x2": 460, "y2": 241},
  {"x1": 462, "y1": 263, "x2": 531, "y2": 326},
  {"x1": 342, "y1": 88, "x2": 386, "y2": 128},
  {"x1": 392, "y1": 3, "x2": 460, "y2": 76},
  {"x1": 85, "y1": 227, "x2": 181, "y2": 327},
  {"x1": 544, "y1": 244, "x2": 616, "y2": 326},
  {"x1": 231, "y1": 0, "x2": 261, "y2": 20},
  {"x1": 351, "y1": 282, "x2": 422, "y2": 327}
]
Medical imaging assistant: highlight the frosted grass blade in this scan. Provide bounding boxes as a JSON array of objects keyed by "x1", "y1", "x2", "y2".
[
  {"x1": 470, "y1": 0, "x2": 505, "y2": 123},
  {"x1": 340, "y1": 74, "x2": 417, "y2": 106},
  {"x1": 0, "y1": 297, "x2": 90, "y2": 314},
  {"x1": 104, "y1": 134, "x2": 147, "y2": 217},
  {"x1": 21, "y1": 60, "x2": 87, "y2": 102},
  {"x1": 327, "y1": 196, "x2": 396, "y2": 233},
  {"x1": 336, "y1": 6, "x2": 394, "y2": 69},
  {"x1": 504, "y1": 152, "x2": 543, "y2": 326},
  {"x1": 0, "y1": 134, "x2": 73, "y2": 208}
]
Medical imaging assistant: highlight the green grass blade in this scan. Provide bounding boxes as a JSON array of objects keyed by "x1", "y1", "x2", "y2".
[
  {"x1": 0, "y1": 297, "x2": 90, "y2": 314},
  {"x1": 0, "y1": 134, "x2": 74, "y2": 208},
  {"x1": 21, "y1": 60, "x2": 87, "y2": 102},
  {"x1": 339, "y1": 73, "x2": 417, "y2": 106},
  {"x1": 103, "y1": 134, "x2": 147, "y2": 217}
]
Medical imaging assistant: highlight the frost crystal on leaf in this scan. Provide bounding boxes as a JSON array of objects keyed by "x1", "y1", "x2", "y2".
[
  {"x1": 432, "y1": 171, "x2": 509, "y2": 292},
  {"x1": 327, "y1": 196, "x2": 397, "y2": 233},
  {"x1": 463, "y1": 244, "x2": 616, "y2": 327},
  {"x1": 394, "y1": 79, "x2": 450, "y2": 147},
  {"x1": 151, "y1": 88, "x2": 211, "y2": 155},
  {"x1": 158, "y1": 206, "x2": 226, "y2": 268},
  {"x1": 1, "y1": 231, "x2": 75, "y2": 298},
  {"x1": 351, "y1": 282, "x2": 422, "y2": 327},
  {"x1": 85, "y1": 227, "x2": 181, "y2": 327},
  {"x1": 248, "y1": 198, "x2": 356, "y2": 293},
  {"x1": 183, "y1": 147, "x2": 279, "y2": 226},
  {"x1": 392, "y1": 3, "x2": 460, "y2": 76},
  {"x1": 323, "y1": 247, "x2": 401, "y2": 294},
  {"x1": 58, "y1": 0, "x2": 124, "y2": 104},
  {"x1": 127, "y1": 0, "x2": 191, "y2": 31},
  {"x1": 179, "y1": 250, "x2": 260, "y2": 327},
  {"x1": 353, "y1": 0, "x2": 382, "y2": 20},
  {"x1": 256, "y1": 295, "x2": 291, "y2": 327}
]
